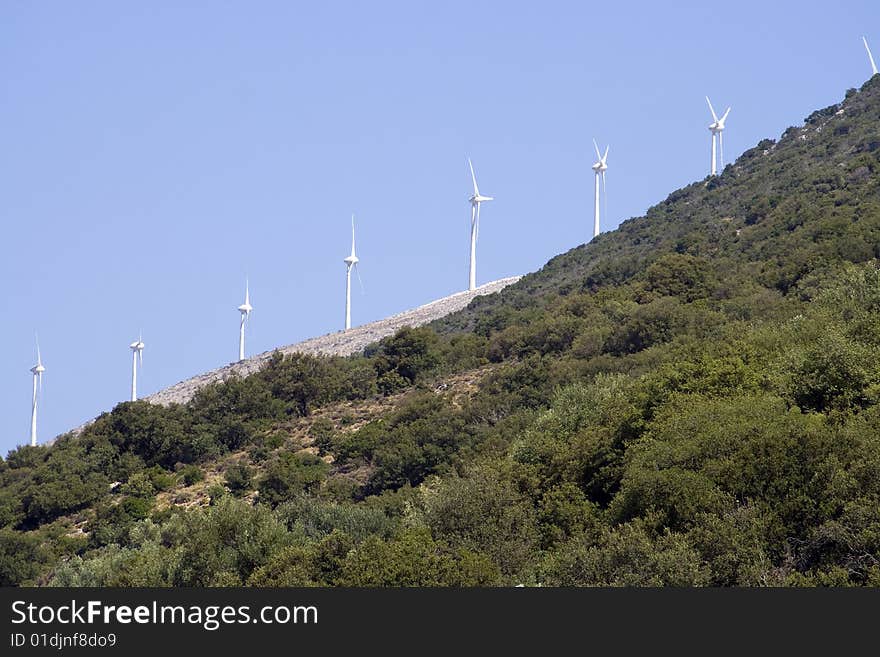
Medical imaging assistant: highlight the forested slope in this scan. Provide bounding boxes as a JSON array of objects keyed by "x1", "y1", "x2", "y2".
[{"x1": 3, "y1": 77, "x2": 880, "y2": 587}]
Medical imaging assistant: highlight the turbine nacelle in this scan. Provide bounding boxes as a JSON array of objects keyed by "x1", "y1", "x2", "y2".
[
  {"x1": 129, "y1": 341, "x2": 144, "y2": 352},
  {"x1": 344, "y1": 215, "x2": 360, "y2": 266},
  {"x1": 706, "y1": 96, "x2": 731, "y2": 131},
  {"x1": 470, "y1": 194, "x2": 494, "y2": 204},
  {"x1": 237, "y1": 280, "x2": 253, "y2": 316},
  {"x1": 592, "y1": 139, "x2": 609, "y2": 172},
  {"x1": 31, "y1": 341, "x2": 45, "y2": 375},
  {"x1": 467, "y1": 158, "x2": 493, "y2": 205}
]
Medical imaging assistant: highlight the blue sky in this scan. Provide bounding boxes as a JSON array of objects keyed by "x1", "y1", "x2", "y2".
[{"x1": 2, "y1": 0, "x2": 879, "y2": 455}]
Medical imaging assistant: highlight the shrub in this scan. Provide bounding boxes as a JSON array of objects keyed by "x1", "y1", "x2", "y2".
[
  {"x1": 309, "y1": 418, "x2": 336, "y2": 455},
  {"x1": 371, "y1": 327, "x2": 441, "y2": 389},
  {"x1": 224, "y1": 463, "x2": 254, "y2": 495},
  {"x1": 145, "y1": 466, "x2": 175, "y2": 492},
  {"x1": 258, "y1": 453, "x2": 328, "y2": 507},
  {"x1": 179, "y1": 465, "x2": 204, "y2": 487}
]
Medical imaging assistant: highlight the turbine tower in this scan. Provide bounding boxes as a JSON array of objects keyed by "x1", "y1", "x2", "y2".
[
  {"x1": 237, "y1": 280, "x2": 253, "y2": 361},
  {"x1": 343, "y1": 215, "x2": 360, "y2": 330},
  {"x1": 129, "y1": 333, "x2": 144, "y2": 402},
  {"x1": 864, "y1": 36, "x2": 879, "y2": 77},
  {"x1": 706, "y1": 97, "x2": 731, "y2": 176},
  {"x1": 29, "y1": 339, "x2": 45, "y2": 447},
  {"x1": 591, "y1": 139, "x2": 609, "y2": 239},
  {"x1": 467, "y1": 158, "x2": 493, "y2": 291}
]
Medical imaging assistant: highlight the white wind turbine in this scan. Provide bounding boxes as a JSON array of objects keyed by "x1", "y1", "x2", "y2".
[
  {"x1": 467, "y1": 158, "x2": 493, "y2": 291},
  {"x1": 864, "y1": 36, "x2": 879, "y2": 77},
  {"x1": 706, "y1": 96, "x2": 731, "y2": 176},
  {"x1": 129, "y1": 333, "x2": 144, "y2": 402},
  {"x1": 591, "y1": 139, "x2": 609, "y2": 239},
  {"x1": 343, "y1": 215, "x2": 362, "y2": 330},
  {"x1": 29, "y1": 337, "x2": 45, "y2": 447},
  {"x1": 237, "y1": 280, "x2": 253, "y2": 361}
]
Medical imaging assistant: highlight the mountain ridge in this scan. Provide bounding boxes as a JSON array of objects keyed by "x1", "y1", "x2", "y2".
[
  {"x1": 64, "y1": 276, "x2": 520, "y2": 438},
  {"x1": 430, "y1": 77, "x2": 880, "y2": 334},
  {"x1": 145, "y1": 276, "x2": 521, "y2": 407}
]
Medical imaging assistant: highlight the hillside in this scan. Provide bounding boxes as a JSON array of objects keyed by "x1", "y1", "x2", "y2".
[
  {"x1": 65, "y1": 276, "x2": 520, "y2": 437},
  {"x1": 433, "y1": 80, "x2": 880, "y2": 335},
  {"x1": 145, "y1": 277, "x2": 520, "y2": 407},
  {"x1": 3, "y1": 77, "x2": 880, "y2": 588}
]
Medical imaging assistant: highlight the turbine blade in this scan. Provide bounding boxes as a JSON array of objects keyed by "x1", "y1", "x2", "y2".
[
  {"x1": 351, "y1": 214, "x2": 357, "y2": 258},
  {"x1": 720, "y1": 107, "x2": 731, "y2": 124},
  {"x1": 706, "y1": 96, "x2": 718, "y2": 122},
  {"x1": 38, "y1": 371, "x2": 43, "y2": 394},
  {"x1": 603, "y1": 145, "x2": 609, "y2": 163},
  {"x1": 468, "y1": 158, "x2": 479, "y2": 196},
  {"x1": 35, "y1": 333, "x2": 42, "y2": 366},
  {"x1": 865, "y1": 36, "x2": 879, "y2": 76},
  {"x1": 719, "y1": 131, "x2": 724, "y2": 169},
  {"x1": 593, "y1": 138, "x2": 602, "y2": 161},
  {"x1": 355, "y1": 262, "x2": 365, "y2": 294}
]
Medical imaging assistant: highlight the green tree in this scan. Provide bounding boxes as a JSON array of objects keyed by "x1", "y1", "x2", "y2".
[
  {"x1": 258, "y1": 453, "x2": 328, "y2": 507},
  {"x1": 370, "y1": 327, "x2": 441, "y2": 393},
  {"x1": 0, "y1": 529, "x2": 50, "y2": 585},
  {"x1": 420, "y1": 466, "x2": 538, "y2": 578},
  {"x1": 224, "y1": 463, "x2": 254, "y2": 495},
  {"x1": 543, "y1": 518, "x2": 711, "y2": 586},
  {"x1": 172, "y1": 497, "x2": 291, "y2": 586},
  {"x1": 339, "y1": 527, "x2": 499, "y2": 586}
]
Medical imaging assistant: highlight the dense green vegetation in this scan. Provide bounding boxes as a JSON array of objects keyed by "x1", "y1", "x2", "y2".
[{"x1": 4, "y1": 78, "x2": 880, "y2": 586}]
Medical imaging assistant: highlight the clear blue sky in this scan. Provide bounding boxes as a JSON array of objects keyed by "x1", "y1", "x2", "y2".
[{"x1": 2, "y1": 1, "x2": 879, "y2": 455}]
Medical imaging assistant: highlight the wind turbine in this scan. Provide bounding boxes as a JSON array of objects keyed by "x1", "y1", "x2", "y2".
[
  {"x1": 129, "y1": 333, "x2": 144, "y2": 402},
  {"x1": 706, "y1": 97, "x2": 731, "y2": 176},
  {"x1": 591, "y1": 139, "x2": 609, "y2": 239},
  {"x1": 343, "y1": 215, "x2": 361, "y2": 330},
  {"x1": 864, "y1": 36, "x2": 879, "y2": 77},
  {"x1": 237, "y1": 279, "x2": 253, "y2": 361},
  {"x1": 29, "y1": 338, "x2": 45, "y2": 447},
  {"x1": 467, "y1": 158, "x2": 493, "y2": 291}
]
